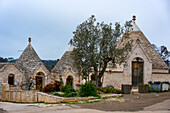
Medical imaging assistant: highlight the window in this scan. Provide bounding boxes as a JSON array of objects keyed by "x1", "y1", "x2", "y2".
[{"x1": 8, "y1": 74, "x2": 14, "y2": 85}]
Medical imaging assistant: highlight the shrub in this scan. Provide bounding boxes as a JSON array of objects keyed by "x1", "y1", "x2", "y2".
[
  {"x1": 65, "y1": 92, "x2": 77, "y2": 97},
  {"x1": 43, "y1": 84, "x2": 53, "y2": 92},
  {"x1": 76, "y1": 84, "x2": 81, "y2": 87},
  {"x1": 148, "y1": 81, "x2": 152, "y2": 84},
  {"x1": 59, "y1": 85, "x2": 66, "y2": 92},
  {"x1": 154, "y1": 81, "x2": 161, "y2": 84},
  {"x1": 148, "y1": 86, "x2": 153, "y2": 92},
  {"x1": 43, "y1": 81, "x2": 62, "y2": 92},
  {"x1": 53, "y1": 81, "x2": 62, "y2": 91},
  {"x1": 79, "y1": 81, "x2": 98, "y2": 97},
  {"x1": 54, "y1": 92, "x2": 78, "y2": 97},
  {"x1": 95, "y1": 87, "x2": 101, "y2": 91},
  {"x1": 102, "y1": 87, "x2": 121, "y2": 94},
  {"x1": 54, "y1": 92, "x2": 62, "y2": 96},
  {"x1": 64, "y1": 85, "x2": 75, "y2": 94}
]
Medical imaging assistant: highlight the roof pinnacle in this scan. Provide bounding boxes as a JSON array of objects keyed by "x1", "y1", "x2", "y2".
[
  {"x1": 69, "y1": 39, "x2": 73, "y2": 45},
  {"x1": 132, "y1": 15, "x2": 136, "y2": 23},
  {"x1": 28, "y1": 37, "x2": 31, "y2": 45}
]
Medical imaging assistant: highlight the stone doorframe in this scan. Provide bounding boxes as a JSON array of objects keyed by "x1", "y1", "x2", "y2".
[
  {"x1": 66, "y1": 75, "x2": 74, "y2": 86},
  {"x1": 132, "y1": 57, "x2": 144, "y2": 87},
  {"x1": 35, "y1": 72, "x2": 45, "y2": 89}
]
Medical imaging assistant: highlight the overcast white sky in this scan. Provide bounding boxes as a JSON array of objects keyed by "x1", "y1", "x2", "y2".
[{"x1": 0, "y1": 0, "x2": 170, "y2": 60}]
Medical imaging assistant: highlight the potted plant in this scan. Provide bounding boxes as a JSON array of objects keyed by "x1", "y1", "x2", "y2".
[
  {"x1": 138, "y1": 84, "x2": 149, "y2": 93},
  {"x1": 162, "y1": 82, "x2": 169, "y2": 91},
  {"x1": 121, "y1": 84, "x2": 132, "y2": 94},
  {"x1": 148, "y1": 81, "x2": 161, "y2": 91}
]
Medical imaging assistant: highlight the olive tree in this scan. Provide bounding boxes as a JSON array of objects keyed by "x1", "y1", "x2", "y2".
[{"x1": 71, "y1": 15, "x2": 132, "y2": 87}]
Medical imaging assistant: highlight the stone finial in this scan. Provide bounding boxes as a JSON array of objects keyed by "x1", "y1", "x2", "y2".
[
  {"x1": 132, "y1": 15, "x2": 136, "y2": 23},
  {"x1": 70, "y1": 39, "x2": 73, "y2": 45},
  {"x1": 28, "y1": 37, "x2": 31, "y2": 45}
]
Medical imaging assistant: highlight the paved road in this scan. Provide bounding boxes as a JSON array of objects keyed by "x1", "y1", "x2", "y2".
[
  {"x1": 0, "y1": 99, "x2": 170, "y2": 113},
  {"x1": 0, "y1": 92, "x2": 170, "y2": 113}
]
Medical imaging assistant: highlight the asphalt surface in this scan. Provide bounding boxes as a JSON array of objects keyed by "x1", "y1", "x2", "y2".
[{"x1": 0, "y1": 92, "x2": 170, "y2": 113}]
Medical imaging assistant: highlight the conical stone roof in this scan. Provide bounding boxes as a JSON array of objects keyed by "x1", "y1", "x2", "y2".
[
  {"x1": 117, "y1": 16, "x2": 168, "y2": 70},
  {"x1": 16, "y1": 38, "x2": 45, "y2": 75},
  {"x1": 52, "y1": 44, "x2": 77, "y2": 74}
]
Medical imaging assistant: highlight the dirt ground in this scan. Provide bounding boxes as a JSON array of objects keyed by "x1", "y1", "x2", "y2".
[{"x1": 76, "y1": 92, "x2": 170, "y2": 112}]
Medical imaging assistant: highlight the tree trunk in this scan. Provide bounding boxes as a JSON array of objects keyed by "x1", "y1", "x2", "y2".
[{"x1": 97, "y1": 57, "x2": 113, "y2": 87}]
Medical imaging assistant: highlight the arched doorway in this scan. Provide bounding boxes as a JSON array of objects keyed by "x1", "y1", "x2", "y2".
[
  {"x1": 132, "y1": 57, "x2": 144, "y2": 87},
  {"x1": 8, "y1": 74, "x2": 14, "y2": 85},
  {"x1": 36, "y1": 72, "x2": 44, "y2": 90},
  {"x1": 66, "y1": 76, "x2": 73, "y2": 86}
]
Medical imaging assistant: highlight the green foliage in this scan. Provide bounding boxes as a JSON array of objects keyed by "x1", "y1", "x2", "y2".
[
  {"x1": 79, "y1": 81, "x2": 99, "y2": 97},
  {"x1": 102, "y1": 87, "x2": 121, "y2": 94},
  {"x1": 59, "y1": 85, "x2": 75, "y2": 93},
  {"x1": 59, "y1": 85, "x2": 66, "y2": 92},
  {"x1": 148, "y1": 86, "x2": 153, "y2": 92},
  {"x1": 54, "y1": 85, "x2": 77, "y2": 97},
  {"x1": 64, "y1": 85, "x2": 76, "y2": 94},
  {"x1": 71, "y1": 15, "x2": 132, "y2": 86},
  {"x1": 54, "y1": 92, "x2": 78, "y2": 97},
  {"x1": 54, "y1": 92, "x2": 61, "y2": 96},
  {"x1": 65, "y1": 92, "x2": 77, "y2": 97},
  {"x1": 95, "y1": 87, "x2": 101, "y2": 91},
  {"x1": 154, "y1": 81, "x2": 161, "y2": 84},
  {"x1": 148, "y1": 81, "x2": 152, "y2": 84}
]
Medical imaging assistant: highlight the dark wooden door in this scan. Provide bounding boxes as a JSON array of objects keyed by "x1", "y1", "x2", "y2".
[
  {"x1": 36, "y1": 76, "x2": 42, "y2": 89},
  {"x1": 132, "y1": 61, "x2": 143, "y2": 87},
  {"x1": 66, "y1": 76, "x2": 73, "y2": 86}
]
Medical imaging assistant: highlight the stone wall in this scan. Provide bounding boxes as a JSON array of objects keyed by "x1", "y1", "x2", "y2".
[
  {"x1": 0, "y1": 83, "x2": 96, "y2": 103},
  {"x1": 2, "y1": 90, "x2": 38, "y2": 103},
  {"x1": 151, "y1": 74, "x2": 170, "y2": 82},
  {"x1": 0, "y1": 64, "x2": 23, "y2": 87},
  {"x1": 103, "y1": 72, "x2": 124, "y2": 89}
]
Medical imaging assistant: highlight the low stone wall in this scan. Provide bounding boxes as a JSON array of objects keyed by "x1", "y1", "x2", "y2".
[
  {"x1": 1, "y1": 83, "x2": 97, "y2": 103},
  {"x1": 37, "y1": 92, "x2": 96, "y2": 103},
  {"x1": 2, "y1": 90, "x2": 38, "y2": 103},
  {"x1": 1, "y1": 90, "x2": 97, "y2": 103},
  {"x1": 37, "y1": 92, "x2": 62, "y2": 103}
]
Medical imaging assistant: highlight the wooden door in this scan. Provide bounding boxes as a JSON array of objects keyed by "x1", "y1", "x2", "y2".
[
  {"x1": 36, "y1": 76, "x2": 42, "y2": 89},
  {"x1": 132, "y1": 61, "x2": 143, "y2": 87},
  {"x1": 66, "y1": 76, "x2": 73, "y2": 86}
]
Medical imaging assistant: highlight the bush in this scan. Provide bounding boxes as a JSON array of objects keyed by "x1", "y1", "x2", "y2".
[
  {"x1": 65, "y1": 92, "x2": 77, "y2": 97},
  {"x1": 148, "y1": 86, "x2": 153, "y2": 92},
  {"x1": 54, "y1": 91, "x2": 77, "y2": 97},
  {"x1": 76, "y1": 84, "x2": 81, "y2": 87},
  {"x1": 43, "y1": 84, "x2": 53, "y2": 92},
  {"x1": 148, "y1": 81, "x2": 152, "y2": 84},
  {"x1": 53, "y1": 81, "x2": 62, "y2": 91},
  {"x1": 64, "y1": 85, "x2": 75, "y2": 94},
  {"x1": 95, "y1": 87, "x2": 101, "y2": 91},
  {"x1": 43, "y1": 81, "x2": 62, "y2": 92},
  {"x1": 79, "y1": 81, "x2": 99, "y2": 97},
  {"x1": 59, "y1": 85, "x2": 66, "y2": 92},
  {"x1": 102, "y1": 87, "x2": 121, "y2": 94},
  {"x1": 54, "y1": 92, "x2": 62, "y2": 96}
]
